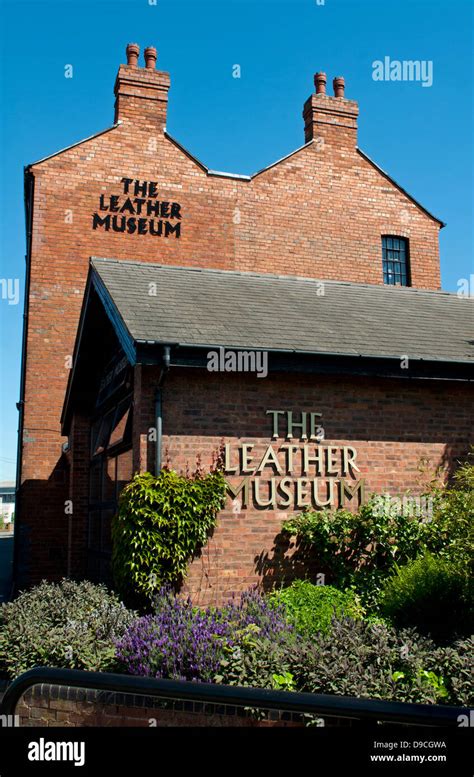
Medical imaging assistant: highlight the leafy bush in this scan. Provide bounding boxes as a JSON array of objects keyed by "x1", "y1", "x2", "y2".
[
  {"x1": 217, "y1": 616, "x2": 473, "y2": 706},
  {"x1": 422, "y1": 460, "x2": 474, "y2": 570},
  {"x1": 111, "y1": 468, "x2": 226, "y2": 604},
  {"x1": 0, "y1": 579, "x2": 135, "y2": 679},
  {"x1": 433, "y1": 636, "x2": 474, "y2": 707},
  {"x1": 115, "y1": 587, "x2": 291, "y2": 682},
  {"x1": 283, "y1": 497, "x2": 427, "y2": 608},
  {"x1": 290, "y1": 618, "x2": 473, "y2": 705},
  {"x1": 225, "y1": 587, "x2": 293, "y2": 641},
  {"x1": 216, "y1": 630, "x2": 295, "y2": 691},
  {"x1": 379, "y1": 553, "x2": 473, "y2": 641},
  {"x1": 283, "y1": 457, "x2": 474, "y2": 609},
  {"x1": 269, "y1": 580, "x2": 363, "y2": 636}
]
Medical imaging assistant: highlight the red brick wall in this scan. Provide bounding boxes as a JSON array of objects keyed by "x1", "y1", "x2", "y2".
[
  {"x1": 17, "y1": 53, "x2": 443, "y2": 586},
  {"x1": 131, "y1": 367, "x2": 472, "y2": 606},
  {"x1": 15, "y1": 684, "x2": 318, "y2": 727}
]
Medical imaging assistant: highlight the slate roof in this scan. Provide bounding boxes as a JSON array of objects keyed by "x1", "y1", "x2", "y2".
[{"x1": 90, "y1": 257, "x2": 474, "y2": 364}]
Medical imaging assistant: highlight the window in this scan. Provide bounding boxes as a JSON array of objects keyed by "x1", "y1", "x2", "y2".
[
  {"x1": 88, "y1": 395, "x2": 133, "y2": 584},
  {"x1": 382, "y1": 236, "x2": 410, "y2": 286},
  {"x1": 91, "y1": 396, "x2": 132, "y2": 458}
]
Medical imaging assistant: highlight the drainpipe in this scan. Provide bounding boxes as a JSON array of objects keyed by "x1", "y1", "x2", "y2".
[{"x1": 154, "y1": 346, "x2": 171, "y2": 475}]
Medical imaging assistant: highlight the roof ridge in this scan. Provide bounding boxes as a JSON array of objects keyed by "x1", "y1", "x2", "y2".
[
  {"x1": 164, "y1": 132, "x2": 445, "y2": 225},
  {"x1": 27, "y1": 124, "x2": 121, "y2": 168}
]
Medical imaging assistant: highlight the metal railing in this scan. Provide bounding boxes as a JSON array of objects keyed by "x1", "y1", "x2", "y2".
[{"x1": 0, "y1": 666, "x2": 469, "y2": 726}]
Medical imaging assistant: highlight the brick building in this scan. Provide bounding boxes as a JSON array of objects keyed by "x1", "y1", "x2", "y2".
[{"x1": 14, "y1": 43, "x2": 473, "y2": 602}]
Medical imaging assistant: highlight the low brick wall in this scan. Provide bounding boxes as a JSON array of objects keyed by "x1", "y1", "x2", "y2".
[{"x1": 15, "y1": 683, "x2": 336, "y2": 728}]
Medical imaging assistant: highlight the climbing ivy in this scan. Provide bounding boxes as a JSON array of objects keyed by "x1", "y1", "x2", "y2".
[{"x1": 111, "y1": 467, "x2": 227, "y2": 604}]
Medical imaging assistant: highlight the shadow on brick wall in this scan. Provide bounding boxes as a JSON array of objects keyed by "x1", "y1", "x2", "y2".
[
  {"x1": 14, "y1": 455, "x2": 70, "y2": 593},
  {"x1": 438, "y1": 443, "x2": 472, "y2": 483},
  {"x1": 254, "y1": 531, "x2": 326, "y2": 593}
]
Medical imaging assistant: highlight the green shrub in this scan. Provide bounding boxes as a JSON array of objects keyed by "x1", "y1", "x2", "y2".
[
  {"x1": 216, "y1": 629, "x2": 295, "y2": 691},
  {"x1": 269, "y1": 580, "x2": 363, "y2": 636},
  {"x1": 289, "y1": 619, "x2": 451, "y2": 704},
  {"x1": 0, "y1": 579, "x2": 135, "y2": 679},
  {"x1": 379, "y1": 553, "x2": 473, "y2": 642},
  {"x1": 423, "y1": 461, "x2": 474, "y2": 570},
  {"x1": 433, "y1": 636, "x2": 474, "y2": 707},
  {"x1": 216, "y1": 616, "x2": 473, "y2": 706},
  {"x1": 454, "y1": 456, "x2": 474, "y2": 490},
  {"x1": 282, "y1": 497, "x2": 428, "y2": 608},
  {"x1": 111, "y1": 468, "x2": 226, "y2": 604},
  {"x1": 283, "y1": 457, "x2": 474, "y2": 610}
]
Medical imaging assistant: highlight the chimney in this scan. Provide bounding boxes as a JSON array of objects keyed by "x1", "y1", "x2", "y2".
[
  {"x1": 303, "y1": 72, "x2": 359, "y2": 149},
  {"x1": 114, "y1": 43, "x2": 171, "y2": 128}
]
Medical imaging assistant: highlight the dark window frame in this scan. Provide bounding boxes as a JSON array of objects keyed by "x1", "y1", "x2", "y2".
[
  {"x1": 88, "y1": 393, "x2": 134, "y2": 584},
  {"x1": 382, "y1": 235, "x2": 411, "y2": 287}
]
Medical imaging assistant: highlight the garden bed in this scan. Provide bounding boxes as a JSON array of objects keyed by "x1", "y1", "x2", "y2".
[{"x1": 1, "y1": 455, "x2": 472, "y2": 719}]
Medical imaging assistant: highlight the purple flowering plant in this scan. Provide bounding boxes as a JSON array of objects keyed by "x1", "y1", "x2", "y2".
[{"x1": 115, "y1": 587, "x2": 291, "y2": 682}]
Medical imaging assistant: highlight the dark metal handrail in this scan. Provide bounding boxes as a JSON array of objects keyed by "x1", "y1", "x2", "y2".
[{"x1": 0, "y1": 666, "x2": 468, "y2": 726}]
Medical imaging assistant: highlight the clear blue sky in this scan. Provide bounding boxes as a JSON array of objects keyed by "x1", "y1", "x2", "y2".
[{"x1": 0, "y1": 0, "x2": 473, "y2": 482}]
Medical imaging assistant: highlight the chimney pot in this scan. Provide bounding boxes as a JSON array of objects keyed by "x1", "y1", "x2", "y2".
[
  {"x1": 114, "y1": 44, "x2": 170, "y2": 126},
  {"x1": 303, "y1": 70, "x2": 358, "y2": 145},
  {"x1": 314, "y1": 72, "x2": 327, "y2": 95},
  {"x1": 333, "y1": 76, "x2": 345, "y2": 98},
  {"x1": 126, "y1": 43, "x2": 140, "y2": 68},
  {"x1": 144, "y1": 46, "x2": 157, "y2": 70}
]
